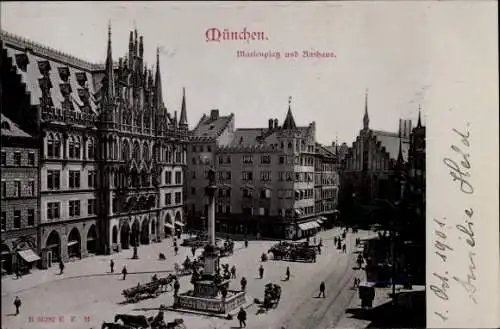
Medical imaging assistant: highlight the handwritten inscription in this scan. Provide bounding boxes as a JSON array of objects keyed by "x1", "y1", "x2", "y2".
[
  {"x1": 443, "y1": 124, "x2": 473, "y2": 194},
  {"x1": 432, "y1": 123, "x2": 477, "y2": 323}
]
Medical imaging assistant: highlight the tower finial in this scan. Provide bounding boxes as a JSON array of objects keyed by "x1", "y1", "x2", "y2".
[
  {"x1": 104, "y1": 21, "x2": 114, "y2": 103},
  {"x1": 363, "y1": 88, "x2": 369, "y2": 130},
  {"x1": 417, "y1": 104, "x2": 422, "y2": 128},
  {"x1": 283, "y1": 96, "x2": 297, "y2": 130},
  {"x1": 179, "y1": 87, "x2": 188, "y2": 126}
]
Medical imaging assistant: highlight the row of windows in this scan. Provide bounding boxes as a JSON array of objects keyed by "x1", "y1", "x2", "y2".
[
  {"x1": 47, "y1": 170, "x2": 97, "y2": 190},
  {"x1": 164, "y1": 171, "x2": 183, "y2": 185},
  {"x1": 216, "y1": 154, "x2": 314, "y2": 166},
  {"x1": 192, "y1": 145, "x2": 212, "y2": 153},
  {"x1": 46, "y1": 135, "x2": 96, "y2": 160},
  {"x1": 46, "y1": 135, "x2": 186, "y2": 165},
  {"x1": 315, "y1": 202, "x2": 337, "y2": 213},
  {"x1": 46, "y1": 199, "x2": 97, "y2": 220},
  {"x1": 164, "y1": 192, "x2": 183, "y2": 206},
  {"x1": 314, "y1": 162, "x2": 337, "y2": 172},
  {"x1": 295, "y1": 189, "x2": 314, "y2": 200},
  {"x1": 1, "y1": 180, "x2": 35, "y2": 198},
  {"x1": 1, "y1": 209, "x2": 35, "y2": 231},
  {"x1": 1, "y1": 151, "x2": 36, "y2": 166}
]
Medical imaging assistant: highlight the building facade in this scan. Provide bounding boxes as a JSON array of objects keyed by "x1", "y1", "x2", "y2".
[
  {"x1": 340, "y1": 93, "x2": 411, "y2": 224},
  {"x1": 188, "y1": 100, "x2": 339, "y2": 239},
  {"x1": 313, "y1": 143, "x2": 340, "y2": 228},
  {"x1": 1, "y1": 114, "x2": 40, "y2": 274},
  {"x1": 1, "y1": 27, "x2": 187, "y2": 266},
  {"x1": 184, "y1": 109, "x2": 235, "y2": 229}
]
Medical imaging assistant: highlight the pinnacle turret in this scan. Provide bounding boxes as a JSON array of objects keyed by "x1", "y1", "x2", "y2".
[
  {"x1": 282, "y1": 96, "x2": 297, "y2": 130},
  {"x1": 179, "y1": 87, "x2": 188, "y2": 127}
]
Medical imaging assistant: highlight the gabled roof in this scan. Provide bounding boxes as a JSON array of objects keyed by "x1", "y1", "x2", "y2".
[
  {"x1": 2, "y1": 30, "x2": 100, "y2": 114},
  {"x1": 192, "y1": 112, "x2": 233, "y2": 138},
  {"x1": 1, "y1": 114, "x2": 32, "y2": 138}
]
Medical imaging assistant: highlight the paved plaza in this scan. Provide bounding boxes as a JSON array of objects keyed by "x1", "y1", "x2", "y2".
[{"x1": 2, "y1": 228, "x2": 380, "y2": 329}]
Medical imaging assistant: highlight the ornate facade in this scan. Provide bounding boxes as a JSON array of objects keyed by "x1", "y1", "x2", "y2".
[
  {"x1": 341, "y1": 92, "x2": 411, "y2": 221},
  {"x1": 1, "y1": 27, "x2": 187, "y2": 266}
]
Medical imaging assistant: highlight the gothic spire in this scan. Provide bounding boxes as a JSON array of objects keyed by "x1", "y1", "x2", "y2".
[
  {"x1": 282, "y1": 96, "x2": 297, "y2": 130},
  {"x1": 417, "y1": 104, "x2": 422, "y2": 128},
  {"x1": 179, "y1": 87, "x2": 188, "y2": 126},
  {"x1": 363, "y1": 89, "x2": 369, "y2": 130},
  {"x1": 104, "y1": 21, "x2": 115, "y2": 103},
  {"x1": 154, "y1": 47, "x2": 163, "y2": 113}
]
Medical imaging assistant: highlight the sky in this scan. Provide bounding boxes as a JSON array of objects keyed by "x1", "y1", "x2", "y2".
[{"x1": 0, "y1": 1, "x2": 492, "y2": 145}]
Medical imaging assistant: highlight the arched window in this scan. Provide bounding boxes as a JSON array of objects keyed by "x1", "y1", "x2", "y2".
[
  {"x1": 133, "y1": 141, "x2": 140, "y2": 161},
  {"x1": 122, "y1": 140, "x2": 130, "y2": 161},
  {"x1": 69, "y1": 136, "x2": 81, "y2": 159},
  {"x1": 114, "y1": 139, "x2": 118, "y2": 160},
  {"x1": 287, "y1": 142, "x2": 292, "y2": 151},
  {"x1": 47, "y1": 133, "x2": 61, "y2": 158},
  {"x1": 87, "y1": 138, "x2": 95, "y2": 159},
  {"x1": 143, "y1": 142, "x2": 150, "y2": 162}
]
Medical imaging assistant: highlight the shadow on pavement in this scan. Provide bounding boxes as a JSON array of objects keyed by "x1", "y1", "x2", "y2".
[{"x1": 346, "y1": 290, "x2": 426, "y2": 328}]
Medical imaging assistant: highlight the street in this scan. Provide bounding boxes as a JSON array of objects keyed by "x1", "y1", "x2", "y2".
[{"x1": 1, "y1": 228, "x2": 373, "y2": 329}]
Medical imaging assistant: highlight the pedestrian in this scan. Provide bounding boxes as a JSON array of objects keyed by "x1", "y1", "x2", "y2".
[
  {"x1": 174, "y1": 246, "x2": 178, "y2": 255},
  {"x1": 240, "y1": 277, "x2": 247, "y2": 291},
  {"x1": 59, "y1": 260, "x2": 65, "y2": 275},
  {"x1": 231, "y1": 265, "x2": 236, "y2": 279},
  {"x1": 15, "y1": 267, "x2": 21, "y2": 279},
  {"x1": 285, "y1": 266, "x2": 290, "y2": 281},
  {"x1": 237, "y1": 307, "x2": 247, "y2": 328},
  {"x1": 110, "y1": 259, "x2": 115, "y2": 273},
  {"x1": 191, "y1": 246, "x2": 196, "y2": 257},
  {"x1": 244, "y1": 239, "x2": 248, "y2": 248},
  {"x1": 122, "y1": 266, "x2": 128, "y2": 280},
  {"x1": 173, "y1": 278, "x2": 180, "y2": 296},
  {"x1": 342, "y1": 244, "x2": 346, "y2": 253},
  {"x1": 319, "y1": 281, "x2": 326, "y2": 298},
  {"x1": 258, "y1": 265, "x2": 264, "y2": 279},
  {"x1": 14, "y1": 296, "x2": 21, "y2": 315}
]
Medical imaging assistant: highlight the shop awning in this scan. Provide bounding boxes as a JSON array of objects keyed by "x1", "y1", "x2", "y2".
[
  {"x1": 175, "y1": 221, "x2": 185, "y2": 227},
  {"x1": 298, "y1": 221, "x2": 321, "y2": 231},
  {"x1": 165, "y1": 223, "x2": 175, "y2": 229},
  {"x1": 67, "y1": 241, "x2": 79, "y2": 247},
  {"x1": 17, "y1": 249, "x2": 41, "y2": 263}
]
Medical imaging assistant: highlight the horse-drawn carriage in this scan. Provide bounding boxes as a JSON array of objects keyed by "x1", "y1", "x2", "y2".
[
  {"x1": 102, "y1": 312, "x2": 186, "y2": 329},
  {"x1": 219, "y1": 240, "x2": 234, "y2": 257},
  {"x1": 264, "y1": 283, "x2": 281, "y2": 309},
  {"x1": 268, "y1": 242, "x2": 317, "y2": 263},
  {"x1": 122, "y1": 275, "x2": 176, "y2": 303},
  {"x1": 254, "y1": 283, "x2": 281, "y2": 311}
]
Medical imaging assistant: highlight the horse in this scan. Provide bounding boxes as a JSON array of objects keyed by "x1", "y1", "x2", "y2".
[
  {"x1": 114, "y1": 314, "x2": 151, "y2": 328},
  {"x1": 101, "y1": 322, "x2": 134, "y2": 329}
]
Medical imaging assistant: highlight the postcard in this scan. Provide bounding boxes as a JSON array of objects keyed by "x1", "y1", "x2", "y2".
[{"x1": 1, "y1": 2, "x2": 498, "y2": 329}]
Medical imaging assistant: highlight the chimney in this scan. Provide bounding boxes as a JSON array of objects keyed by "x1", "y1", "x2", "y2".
[
  {"x1": 399, "y1": 119, "x2": 403, "y2": 137},
  {"x1": 268, "y1": 119, "x2": 274, "y2": 130},
  {"x1": 274, "y1": 118, "x2": 279, "y2": 129},
  {"x1": 210, "y1": 109, "x2": 219, "y2": 121}
]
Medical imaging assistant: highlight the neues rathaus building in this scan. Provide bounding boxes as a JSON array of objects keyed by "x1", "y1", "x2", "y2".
[{"x1": 1, "y1": 26, "x2": 188, "y2": 269}]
